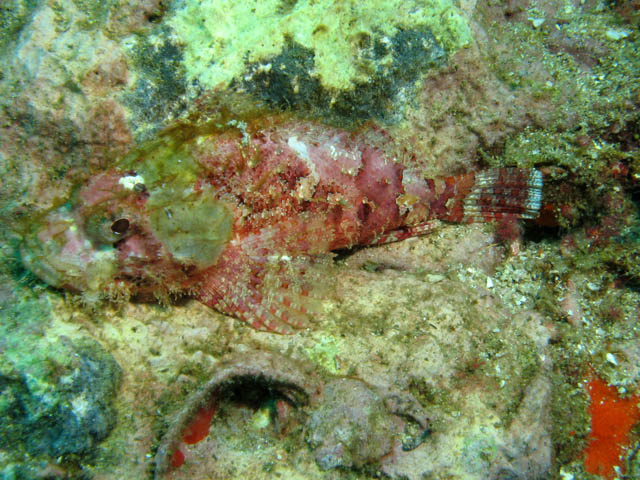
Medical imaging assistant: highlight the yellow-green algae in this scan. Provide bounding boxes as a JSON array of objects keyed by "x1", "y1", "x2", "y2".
[
  {"x1": 169, "y1": 0, "x2": 471, "y2": 92},
  {"x1": 304, "y1": 333, "x2": 347, "y2": 375}
]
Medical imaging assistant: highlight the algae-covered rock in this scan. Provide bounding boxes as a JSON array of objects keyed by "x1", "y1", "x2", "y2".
[
  {"x1": 0, "y1": 335, "x2": 121, "y2": 457},
  {"x1": 307, "y1": 377, "x2": 427, "y2": 471},
  {"x1": 169, "y1": 0, "x2": 470, "y2": 92},
  {"x1": 123, "y1": 32, "x2": 188, "y2": 139},
  {"x1": 241, "y1": 29, "x2": 445, "y2": 124},
  {"x1": 0, "y1": 293, "x2": 121, "y2": 459},
  {"x1": 0, "y1": 0, "x2": 39, "y2": 54}
]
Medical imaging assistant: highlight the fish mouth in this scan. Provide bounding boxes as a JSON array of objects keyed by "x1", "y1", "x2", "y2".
[
  {"x1": 20, "y1": 235, "x2": 70, "y2": 288},
  {"x1": 20, "y1": 207, "x2": 118, "y2": 292}
]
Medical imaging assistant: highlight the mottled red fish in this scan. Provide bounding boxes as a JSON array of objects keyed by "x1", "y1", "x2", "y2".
[{"x1": 21, "y1": 118, "x2": 542, "y2": 332}]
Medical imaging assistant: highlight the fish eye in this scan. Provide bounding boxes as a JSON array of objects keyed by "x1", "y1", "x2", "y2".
[
  {"x1": 133, "y1": 183, "x2": 147, "y2": 193},
  {"x1": 85, "y1": 213, "x2": 133, "y2": 245},
  {"x1": 110, "y1": 218, "x2": 130, "y2": 235}
]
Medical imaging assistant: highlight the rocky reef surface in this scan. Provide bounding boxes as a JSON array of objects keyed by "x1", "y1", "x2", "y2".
[{"x1": 1, "y1": 0, "x2": 639, "y2": 479}]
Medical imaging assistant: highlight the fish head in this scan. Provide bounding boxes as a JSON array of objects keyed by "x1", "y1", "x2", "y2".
[{"x1": 21, "y1": 168, "x2": 234, "y2": 299}]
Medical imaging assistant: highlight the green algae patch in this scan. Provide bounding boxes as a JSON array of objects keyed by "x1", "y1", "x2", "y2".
[
  {"x1": 121, "y1": 132, "x2": 203, "y2": 188},
  {"x1": 0, "y1": 0, "x2": 39, "y2": 53},
  {"x1": 169, "y1": 0, "x2": 471, "y2": 92},
  {"x1": 304, "y1": 334, "x2": 347, "y2": 375}
]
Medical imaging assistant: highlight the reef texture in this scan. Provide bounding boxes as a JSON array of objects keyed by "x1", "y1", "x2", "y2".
[
  {"x1": 153, "y1": 350, "x2": 322, "y2": 477},
  {"x1": 1, "y1": 0, "x2": 640, "y2": 479},
  {"x1": 0, "y1": 284, "x2": 121, "y2": 478},
  {"x1": 153, "y1": 351, "x2": 429, "y2": 478}
]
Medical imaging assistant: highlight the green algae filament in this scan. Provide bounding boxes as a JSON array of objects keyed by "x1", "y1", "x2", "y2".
[{"x1": 583, "y1": 375, "x2": 640, "y2": 479}]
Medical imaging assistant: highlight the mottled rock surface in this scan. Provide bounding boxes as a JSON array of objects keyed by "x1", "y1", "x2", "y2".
[{"x1": 0, "y1": 284, "x2": 121, "y2": 477}]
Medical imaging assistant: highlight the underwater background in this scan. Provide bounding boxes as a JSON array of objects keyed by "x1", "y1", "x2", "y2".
[{"x1": 1, "y1": 0, "x2": 639, "y2": 478}]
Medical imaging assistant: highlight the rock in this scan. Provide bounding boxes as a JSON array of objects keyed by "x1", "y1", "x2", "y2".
[
  {"x1": 153, "y1": 350, "x2": 428, "y2": 477},
  {"x1": 307, "y1": 377, "x2": 429, "y2": 470},
  {"x1": 0, "y1": 333, "x2": 121, "y2": 457}
]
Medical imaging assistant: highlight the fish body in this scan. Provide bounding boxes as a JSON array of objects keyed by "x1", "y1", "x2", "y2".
[{"x1": 22, "y1": 118, "x2": 542, "y2": 332}]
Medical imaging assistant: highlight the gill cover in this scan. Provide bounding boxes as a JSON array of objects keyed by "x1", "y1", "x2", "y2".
[{"x1": 146, "y1": 184, "x2": 233, "y2": 269}]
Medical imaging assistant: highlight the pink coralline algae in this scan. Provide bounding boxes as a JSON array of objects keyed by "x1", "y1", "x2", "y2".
[{"x1": 21, "y1": 116, "x2": 542, "y2": 332}]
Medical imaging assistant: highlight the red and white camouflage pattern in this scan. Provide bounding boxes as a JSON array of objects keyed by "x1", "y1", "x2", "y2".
[{"x1": 21, "y1": 118, "x2": 542, "y2": 332}]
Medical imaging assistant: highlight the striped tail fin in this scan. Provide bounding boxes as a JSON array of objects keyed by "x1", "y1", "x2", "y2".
[{"x1": 428, "y1": 168, "x2": 543, "y2": 223}]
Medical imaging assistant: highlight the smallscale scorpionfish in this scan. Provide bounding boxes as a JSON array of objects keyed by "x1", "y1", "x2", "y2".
[{"x1": 21, "y1": 117, "x2": 542, "y2": 332}]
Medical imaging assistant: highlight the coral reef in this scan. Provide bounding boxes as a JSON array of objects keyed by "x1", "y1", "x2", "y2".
[{"x1": 0, "y1": 0, "x2": 639, "y2": 478}]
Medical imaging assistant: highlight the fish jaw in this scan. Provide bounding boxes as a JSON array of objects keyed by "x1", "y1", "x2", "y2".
[{"x1": 20, "y1": 205, "x2": 119, "y2": 292}]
